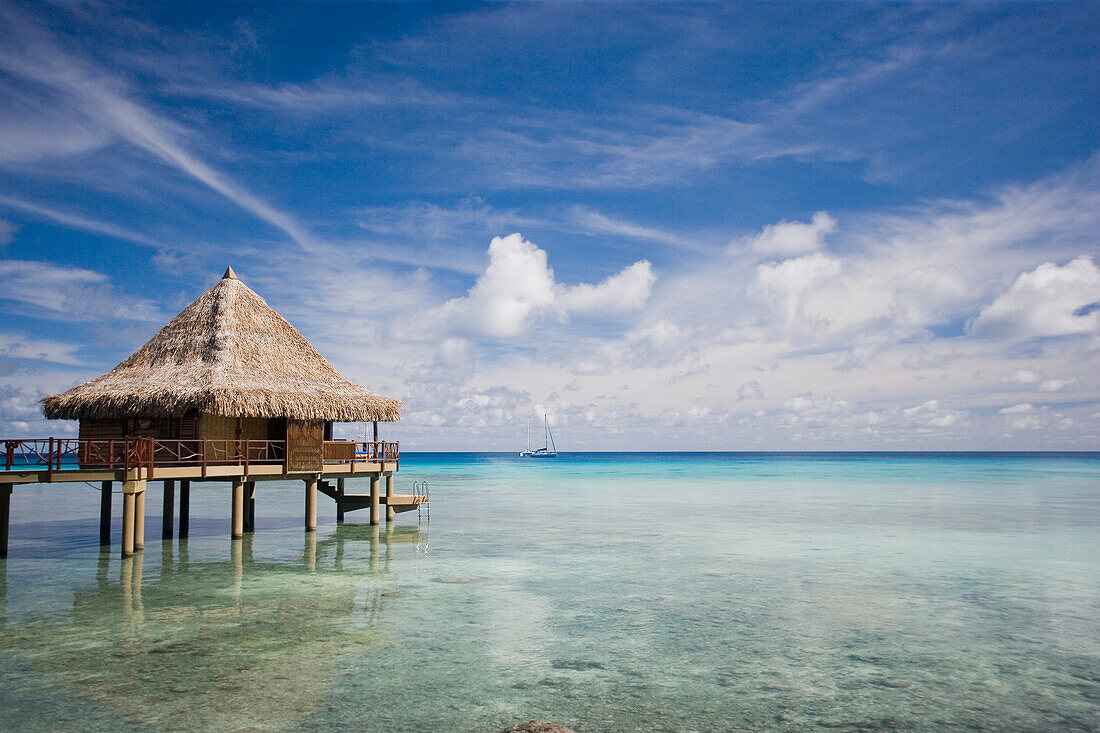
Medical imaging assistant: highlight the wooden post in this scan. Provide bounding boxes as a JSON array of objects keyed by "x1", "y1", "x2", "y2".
[
  {"x1": 0, "y1": 486, "x2": 11, "y2": 558},
  {"x1": 133, "y1": 481, "x2": 146, "y2": 552},
  {"x1": 99, "y1": 481, "x2": 112, "y2": 546},
  {"x1": 231, "y1": 479, "x2": 244, "y2": 539},
  {"x1": 178, "y1": 480, "x2": 190, "y2": 538},
  {"x1": 305, "y1": 478, "x2": 317, "y2": 531},
  {"x1": 336, "y1": 478, "x2": 345, "y2": 523},
  {"x1": 245, "y1": 481, "x2": 255, "y2": 533},
  {"x1": 385, "y1": 473, "x2": 395, "y2": 522},
  {"x1": 369, "y1": 474, "x2": 380, "y2": 525},
  {"x1": 121, "y1": 480, "x2": 138, "y2": 557},
  {"x1": 161, "y1": 479, "x2": 175, "y2": 540}
]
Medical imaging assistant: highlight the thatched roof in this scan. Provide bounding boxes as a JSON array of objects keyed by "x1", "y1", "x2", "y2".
[{"x1": 43, "y1": 268, "x2": 403, "y2": 422}]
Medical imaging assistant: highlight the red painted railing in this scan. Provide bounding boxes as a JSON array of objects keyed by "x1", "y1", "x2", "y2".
[{"x1": 1, "y1": 438, "x2": 399, "y2": 478}]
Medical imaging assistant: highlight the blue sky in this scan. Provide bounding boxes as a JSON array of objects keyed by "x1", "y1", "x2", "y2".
[{"x1": 1, "y1": 1, "x2": 1098, "y2": 450}]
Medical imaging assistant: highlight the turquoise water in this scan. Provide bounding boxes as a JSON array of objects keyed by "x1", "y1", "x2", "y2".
[{"x1": 1, "y1": 452, "x2": 1098, "y2": 731}]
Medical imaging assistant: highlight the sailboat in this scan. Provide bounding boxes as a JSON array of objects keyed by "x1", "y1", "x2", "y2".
[{"x1": 520, "y1": 415, "x2": 557, "y2": 458}]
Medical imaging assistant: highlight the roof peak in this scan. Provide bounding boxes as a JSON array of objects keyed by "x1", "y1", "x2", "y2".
[{"x1": 222, "y1": 266, "x2": 238, "y2": 280}]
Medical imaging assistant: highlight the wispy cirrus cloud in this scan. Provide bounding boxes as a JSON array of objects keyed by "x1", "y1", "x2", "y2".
[
  {"x1": 0, "y1": 3, "x2": 326, "y2": 255},
  {"x1": 0, "y1": 195, "x2": 161, "y2": 249}
]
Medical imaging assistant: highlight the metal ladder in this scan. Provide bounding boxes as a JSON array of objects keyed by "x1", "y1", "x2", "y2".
[{"x1": 413, "y1": 480, "x2": 430, "y2": 521}]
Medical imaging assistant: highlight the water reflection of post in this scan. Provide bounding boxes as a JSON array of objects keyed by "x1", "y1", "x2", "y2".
[
  {"x1": 232, "y1": 535, "x2": 243, "y2": 602},
  {"x1": 369, "y1": 524, "x2": 380, "y2": 573},
  {"x1": 334, "y1": 525, "x2": 345, "y2": 572},
  {"x1": 161, "y1": 535, "x2": 174, "y2": 580},
  {"x1": 178, "y1": 536, "x2": 189, "y2": 574},
  {"x1": 132, "y1": 552, "x2": 143, "y2": 616},
  {"x1": 304, "y1": 530, "x2": 317, "y2": 573},
  {"x1": 0, "y1": 557, "x2": 6, "y2": 628},
  {"x1": 120, "y1": 554, "x2": 144, "y2": 619},
  {"x1": 96, "y1": 547, "x2": 110, "y2": 591},
  {"x1": 384, "y1": 522, "x2": 393, "y2": 573}
]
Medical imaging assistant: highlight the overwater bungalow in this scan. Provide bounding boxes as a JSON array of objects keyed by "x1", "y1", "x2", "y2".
[{"x1": 0, "y1": 268, "x2": 426, "y2": 557}]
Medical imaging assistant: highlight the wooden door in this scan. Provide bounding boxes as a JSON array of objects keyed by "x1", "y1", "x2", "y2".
[{"x1": 285, "y1": 420, "x2": 324, "y2": 472}]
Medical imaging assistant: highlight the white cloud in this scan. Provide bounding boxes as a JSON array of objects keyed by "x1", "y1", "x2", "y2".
[
  {"x1": 434, "y1": 233, "x2": 654, "y2": 338},
  {"x1": 0, "y1": 333, "x2": 83, "y2": 365},
  {"x1": 737, "y1": 380, "x2": 764, "y2": 400},
  {"x1": 969, "y1": 255, "x2": 1100, "y2": 340},
  {"x1": 0, "y1": 195, "x2": 160, "y2": 248},
  {"x1": 0, "y1": 219, "x2": 15, "y2": 244},
  {"x1": 1009, "y1": 415, "x2": 1042, "y2": 430},
  {"x1": 999, "y1": 403, "x2": 1034, "y2": 414},
  {"x1": 560, "y1": 260, "x2": 656, "y2": 316},
  {"x1": 567, "y1": 206, "x2": 702, "y2": 251},
  {"x1": 736, "y1": 211, "x2": 837, "y2": 258},
  {"x1": 0, "y1": 5, "x2": 326, "y2": 255},
  {"x1": 751, "y1": 251, "x2": 842, "y2": 337},
  {"x1": 1039, "y1": 378, "x2": 1079, "y2": 393},
  {"x1": 1002, "y1": 369, "x2": 1042, "y2": 385},
  {"x1": 0, "y1": 260, "x2": 162, "y2": 322}
]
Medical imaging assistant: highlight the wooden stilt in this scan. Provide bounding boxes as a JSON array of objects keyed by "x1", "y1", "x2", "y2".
[
  {"x1": 0, "y1": 486, "x2": 11, "y2": 559},
  {"x1": 305, "y1": 478, "x2": 317, "y2": 531},
  {"x1": 231, "y1": 479, "x2": 244, "y2": 539},
  {"x1": 161, "y1": 479, "x2": 175, "y2": 540},
  {"x1": 99, "y1": 481, "x2": 112, "y2": 546},
  {"x1": 336, "y1": 478, "x2": 345, "y2": 523},
  {"x1": 133, "y1": 482, "x2": 146, "y2": 552},
  {"x1": 369, "y1": 475, "x2": 380, "y2": 525},
  {"x1": 178, "y1": 480, "x2": 190, "y2": 538},
  {"x1": 385, "y1": 473, "x2": 395, "y2": 522},
  {"x1": 245, "y1": 481, "x2": 256, "y2": 533},
  {"x1": 121, "y1": 486, "x2": 136, "y2": 557}
]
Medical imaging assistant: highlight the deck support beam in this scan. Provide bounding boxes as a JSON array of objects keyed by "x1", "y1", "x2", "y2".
[
  {"x1": 305, "y1": 478, "x2": 317, "y2": 532},
  {"x1": 369, "y1": 475, "x2": 380, "y2": 525},
  {"x1": 178, "y1": 480, "x2": 190, "y2": 538},
  {"x1": 99, "y1": 481, "x2": 112, "y2": 546},
  {"x1": 121, "y1": 478, "x2": 145, "y2": 557},
  {"x1": 161, "y1": 479, "x2": 175, "y2": 540},
  {"x1": 231, "y1": 479, "x2": 244, "y2": 539},
  {"x1": 0, "y1": 486, "x2": 11, "y2": 558},
  {"x1": 336, "y1": 478, "x2": 345, "y2": 523},
  {"x1": 385, "y1": 473, "x2": 394, "y2": 522}
]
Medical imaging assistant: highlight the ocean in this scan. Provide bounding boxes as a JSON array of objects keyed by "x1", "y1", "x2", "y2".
[{"x1": 1, "y1": 452, "x2": 1098, "y2": 731}]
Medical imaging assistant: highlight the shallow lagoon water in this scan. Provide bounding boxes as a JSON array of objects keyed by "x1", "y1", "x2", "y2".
[{"x1": 2, "y1": 452, "x2": 1099, "y2": 731}]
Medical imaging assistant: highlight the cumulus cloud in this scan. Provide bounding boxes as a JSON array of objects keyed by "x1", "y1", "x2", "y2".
[
  {"x1": 1039, "y1": 378, "x2": 1079, "y2": 392},
  {"x1": 737, "y1": 380, "x2": 764, "y2": 400},
  {"x1": 736, "y1": 211, "x2": 837, "y2": 258},
  {"x1": 751, "y1": 251, "x2": 842, "y2": 336},
  {"x1": 969, "y1": 255, "x2": 1100, "y2": 340},
  {"x1": 1002, "y1": 369, "x2": 1042, "y2": 385},
  {"x1": 435, "y1": 233, "x2": 654, "y2": 338},
  {"x1": 560, "y1": 260, "x2": 656, "y2": 315}
]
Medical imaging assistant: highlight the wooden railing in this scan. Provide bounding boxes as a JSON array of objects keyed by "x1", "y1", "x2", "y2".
[{"x1": 1, "y1": 437, "x2": 399, "y2": 479}]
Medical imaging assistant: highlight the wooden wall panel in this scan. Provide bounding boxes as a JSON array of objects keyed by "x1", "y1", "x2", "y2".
[{"x1": 286, "y1": 420, "x2": 323, "y2": 472}]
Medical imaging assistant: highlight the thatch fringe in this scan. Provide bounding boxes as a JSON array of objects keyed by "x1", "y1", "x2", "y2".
[{"x1": 42, "y1": 272, "x2": 403, "y2": 422}]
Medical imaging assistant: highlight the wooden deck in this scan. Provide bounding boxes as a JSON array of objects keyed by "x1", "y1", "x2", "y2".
[{"x1": 0, "y1": 437, "x2": 427, "y2": 558}]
